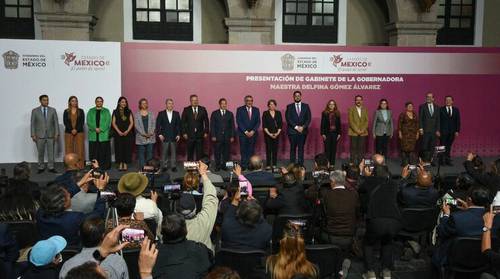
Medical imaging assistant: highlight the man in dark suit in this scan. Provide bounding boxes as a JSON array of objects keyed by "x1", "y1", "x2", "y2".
[
  {"x1": 245, "y1": 155, "x2": 277, "y2": 186},
  {"x1": 181, "y1": 94, "x2": 209, "y2": 161},
  {"x1": 236, "y1": 95, "x2": 260, "y2": 170},
  {"x1": 285, "y1": 91, "x2": 311, "y2": 165},
  {"x1": 157, "y1": 98, "x2": 181, "y2": 172},
  {"x1": 398, "y1": 166, "x2": 439, "y2": 208},
  {"x1": 210, "y1": 98, "x2": 235, "y2": 171},
  {"x1": 432, "y1": 185, "x2": 500, "y2": 267},
  {"x1": 439, "y1": 96, "x2": 461, "y2": 166},
  {"x1": 266, "y1": 173, "x2": 307, "y2": 215},
  {"x1": 419, "y1": 92, "x2": 440, "y2": 164}
]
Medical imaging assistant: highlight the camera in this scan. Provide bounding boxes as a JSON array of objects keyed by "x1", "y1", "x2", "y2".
[
  {"x1": 492, "y1": 192, "x2": 500, "y2": 214},
  {"x1": 225, "y1": 161, "x2": 238, "y2": 170},
  {"x1": 435, "y1": 146, "x2": 446, "y2": 153},
  {"x1": 239, "y1": 181, "x2": 249, "y2": 199},
  {"x1": 442, "y1": 193, "x2": 457, "y2": 206},
  {"x1": 142, "y1": 165, "x2": 159, "y2": 174},
  {"x1": 312, "y1": 170, "x2": 330, "y2": 179},
  {"x1": 163, "y1": 184, "x2": 181, "y2": 193},
  {"x1": 121, "y1": 228, "x2": 145, "y2": 243},
  {"x1": 91, "y1": 169, "x2": 102, "y2": 179},
  {"x1": 364, "y1": 159, "x2": 373, "y2": 166},
  {"x1": 183, "y1": 161, "x2": 199, "y2": 171}
]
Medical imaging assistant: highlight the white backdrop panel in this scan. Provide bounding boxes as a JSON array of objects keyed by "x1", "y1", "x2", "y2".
[{"x1": 0, "y1": 39, "x2": 121, "y2": 163}]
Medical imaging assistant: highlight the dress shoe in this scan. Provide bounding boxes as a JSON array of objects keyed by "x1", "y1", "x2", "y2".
[
  {"x1": 37, "y1": 169, "x2": 45, "y2": 174},
  {"x1": 48, "y1": 169, "x2": 57, "y2": 174}
]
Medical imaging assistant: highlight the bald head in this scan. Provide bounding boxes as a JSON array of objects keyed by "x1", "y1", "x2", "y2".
[
  {"x1": 249, "y1": 155, "x2": 263, "y2": 171},
  {"x1": 373, "y1": 154, "x2": 385, "y2": 166},
  {"x1": 417, "y1": 170, "x2": 433, "y2": 188},
  {"x1": 64, "y1": 153, "x2": 80, "y2": 170}
]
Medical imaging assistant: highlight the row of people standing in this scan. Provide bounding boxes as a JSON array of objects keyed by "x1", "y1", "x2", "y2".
[{"x1": 30, "y1": 91, "x2": 460, "y2": 172}]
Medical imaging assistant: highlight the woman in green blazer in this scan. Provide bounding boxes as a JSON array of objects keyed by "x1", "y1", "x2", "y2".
[{"x1": 87, "y1": 96, "x2": 112, "y2": 170}]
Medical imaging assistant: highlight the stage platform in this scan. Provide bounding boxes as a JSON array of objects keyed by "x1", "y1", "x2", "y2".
[{"x1": 0, "y1": 156, "x2": 496, "y2": 188}]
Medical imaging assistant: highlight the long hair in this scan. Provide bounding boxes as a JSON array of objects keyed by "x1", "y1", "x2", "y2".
[
  {"x1": 323, "y1": 99, "x2": 339, "y2": 117},
  {"x1": 67, "y1": 96, "x2": 78, "y2": 110},
  {"x1": 115, "y1": 97, "x2": 131, "y2": 115},
  {"x1": 266, "y1": 223, "x2": 317, "y2": 279}
]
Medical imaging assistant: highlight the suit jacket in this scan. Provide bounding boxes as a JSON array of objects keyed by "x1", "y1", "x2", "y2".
[
  {"x1": 266, "y1": 183, "x2": 308, "y2": 215},
  {"x1": 285, "y1": 102, "x2": 311, "y2": 135},
  {"x1": 63, "y1": 108, "x2": 85, "y2": 133},
  {"x1": 372, "y1": 109, "x2": 394, "y2": 137},
  {"x1": 244, "y1": 170, "x2": 277, "y2": 186},
  {"x1": 439, "y1": 106, "x2": 461, "y2": 134},
  {"x1": 236, "y1": 106, "x2": 260, "y2": 137},
  {"x1": 419, "y1": 103, "x2": 440, "y2": 133},
  {"x1": 348, "y1": 106, "x2": 369, "y2": 136},
  {"x1": 30, "y1": 106, "x2": 59, "y2": 138},
  {"x1": 398, "y1": 182, "x2": 440, "y2": 208},
  {"x1": 156, "y1": 110, "x2": 181, "y2": 142},
  {"x1": 262, "y1": 110, "x2": 283, "y2": 134},
  {"x1": 135, "y1": 111, "x2": 156, "y2": 145},
  {"x1": 181, "y1": 106, "x2": 209, "y2": 139},
  {"x1": 87, "y1": 107, "x2": 111, "y2": 142},
  {"x1": 210, "y1": 109, "x2": 235, "y2": 141},
  {"x1": 320, "y1": 111, "x2": 341, "y2": 136}
]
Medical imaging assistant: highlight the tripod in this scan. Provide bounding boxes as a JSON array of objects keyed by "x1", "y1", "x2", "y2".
[{"x1": 105, "y1": 204, "x2": 123, "y2": 256}]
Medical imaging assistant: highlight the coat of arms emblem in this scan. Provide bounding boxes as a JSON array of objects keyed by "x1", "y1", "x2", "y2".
[
  {"x1": 2, "y1": 50, "x2": 20, "y2": 70},
  {"x1": 281, "y1": 53, "x2": 295, "y2": 71}
]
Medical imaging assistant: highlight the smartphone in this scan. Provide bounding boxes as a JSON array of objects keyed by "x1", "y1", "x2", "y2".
[
  {"x1": 444, "y1": 196, "x2": 457, "y2": 206},
  {"x1": 435, "y1": 146, "x2": 446, "y2": 152},
  {"x1": 183, "y1": 161, "x2": 199, "y2": 170},
  {"x1": 91, "y1": 169, "x2": 102, "y2": 179},
  {"x1": 163, "y1": 184, "x2": 181, "y2": 193},
  {"x1": 493, "y1": 206, "x2": 500, "y2": 214},
  {"x1": 239, "y1": 181, "x2": 248, "y2": 199},
  {"x1": 364, "y1": 159, "x2": 373, "y2": 165},
  {"x1": 121, "y1": 228, "x2": 145, "y2": 243},
  {"x1": 408, "y1": 165, "x2": 417, "y2": 171}
]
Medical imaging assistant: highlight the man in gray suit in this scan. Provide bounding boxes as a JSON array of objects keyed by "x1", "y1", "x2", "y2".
[
  {"x1": 419, "y1": 92, "x2": 440, "y2": 165},
  {"x1": 31, "y1": 94, "x2": 59, "y2": 173}
]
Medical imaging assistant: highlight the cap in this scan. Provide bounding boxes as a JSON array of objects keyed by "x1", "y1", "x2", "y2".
[
  {"x1": 29, "y1": 236, "x2": 67, "y2": 266},
  {"x1": 176, "y1": 193, "x2": 197, "y2": 219}
]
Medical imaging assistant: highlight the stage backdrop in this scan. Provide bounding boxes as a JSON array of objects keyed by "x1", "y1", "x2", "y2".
[
  {"x1": 123, "y1": 44, "x2": 500, "y2": 161},
  {"x1": 0, "y1": 39, "x2": 121, "y2": 163}
]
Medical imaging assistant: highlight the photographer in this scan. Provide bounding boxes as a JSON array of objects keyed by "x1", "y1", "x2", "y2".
[
  {"x1": 141, "y1": 158, "x2": 171, "y2": 189},
  {"x1": 358, "y1": 154, "x2": 389, "y2": 215},
  {"x1": 118, "y1": 172, "x2": 163, "y2": 239},
  {"x1": 175, "y1": 161, "x2": 218, "y2": 254},
  {"x1": 464, "y1": 153, "x2": 500, "y2": 198},
  {"x1": 432, "y1": 185, "x2": 499, "y2": 268},
  {"x1": 398, "y1": 165, "x2": 439, "y2": 208},
  {"x1": 266, "y1": 173, "x2": 308, "y2": 215},
  {"x1": 221, "y1": 188, "x2": 272, "y2": 251},
  {"x1": 55, "y1": 154, "x2": 100, "y2": 196}
]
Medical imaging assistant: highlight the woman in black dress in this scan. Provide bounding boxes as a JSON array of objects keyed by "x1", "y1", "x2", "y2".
[
  {"x1": 112, "y1": 97, "x2": 134, "y2": 171},
  {"x1": 262, "y1": 99, "x2": 282, "y2": 169},
  {"x1": 320, "y1": 99, "x2": 341, "y2": 168}
]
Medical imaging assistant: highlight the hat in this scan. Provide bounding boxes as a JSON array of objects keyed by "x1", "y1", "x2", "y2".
[
  {"x1": 29, "y1": 236, "x2": 67, "y2": 266},
  {"x1": 176, "y1": 193, "x2": 197, "y2": 219},
  {"x1": 118, "y1": 172, "x2": 149, "y2": 196}
]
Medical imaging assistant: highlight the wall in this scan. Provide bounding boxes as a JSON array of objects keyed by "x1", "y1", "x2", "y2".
[
  {"x1": 93, "y1": 0, "x2": 124, "y2": 42},
  {"x1": 346, "y1": 0, "x2": 388, "y2": 46},
  {"x1": 202, "y1": 0, "x2": 228, "y2": 44},
  {"x1": 482, "y1": 0, "x2": 500, "y2": 47}
]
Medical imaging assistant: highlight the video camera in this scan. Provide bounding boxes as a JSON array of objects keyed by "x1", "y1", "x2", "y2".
[{"x1": 183, "y1": 161, "x2": 199, "y2": 171}]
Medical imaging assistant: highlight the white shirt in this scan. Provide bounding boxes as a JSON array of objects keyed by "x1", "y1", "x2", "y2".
[
  {"x1": 446, "y1": 106, "x2": 452, "y2": 117},
  {"x1": 166, "y1": 109, "x2": 173, "y2": 123},
  {"x1": 220, "y1": 109, "x2": 226, "y2": 116},
  {"x1": 134, "y1": 196, "x2": 163, "y2": 239},
  {"x1": 192, "y1": 106, "x2": 198, "y2": 114},
  {"x1": 428, "y1": 103, "x2": 434, "y2": 115},
  {"x1": 356, "y1": 106, "x2": 362, "y2": 118}
]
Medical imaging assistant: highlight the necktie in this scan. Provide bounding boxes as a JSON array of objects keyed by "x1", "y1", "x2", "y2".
[
  {"x1": 248, "y1": 107, "x2": 252, "y2": 119},
  {"x1": 448, "y1": 107, "x2": 452, "y2": 117},
  {"x1": 429, "y1": 104, "x2": 433, "y2": 116},
  {"x1": 222, "y1": 110, "x2": 225, "y2": 117},
  {"x1": 43, "y1": 107, "x2": 47, "y2": 120},
  {"x1": 296, "y1": 103, "x2": 301, "y2": 115},
  {"x1": 194, "y1": 107, "x2": 198, "y2": 119}
]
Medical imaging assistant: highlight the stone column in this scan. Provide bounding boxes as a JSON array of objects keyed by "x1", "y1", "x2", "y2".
[
  {"x1": 224, "y1": 0, "x2": 275, "y2": 44},
  {"x1": 385, "y1": 0, "x2": 442, "y2": 46},
  {"x1": 36, "y1": 0, "x2": 97, "y2": 41}
]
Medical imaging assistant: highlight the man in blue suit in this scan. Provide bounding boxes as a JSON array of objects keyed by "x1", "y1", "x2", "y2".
[
  {"x1": 236, "y1": 95, "x2": 260, "y2": 170},
  {"x1": 210, "y1": 98, "x2": 235, "y2": 171},
  {"x1": 285, "y1": 91, "x2": 311, "y2": 165},
  {"x1": 432, "y1": 185, "x2": 499, "y2": 267}
]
